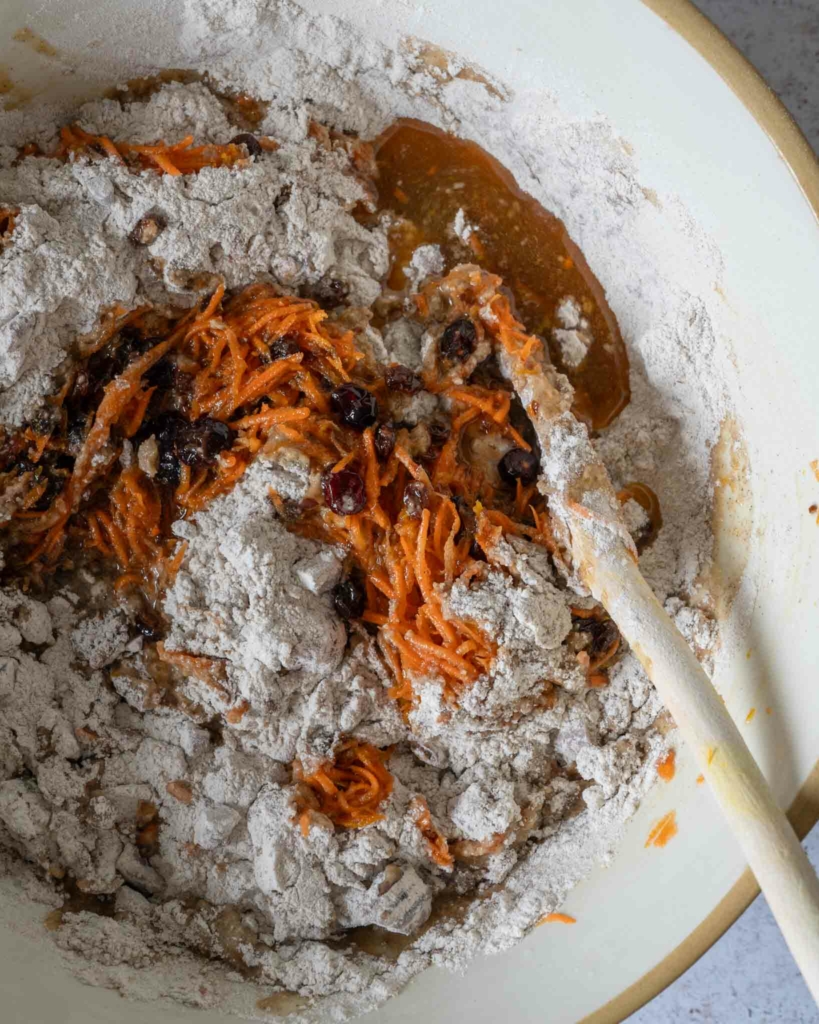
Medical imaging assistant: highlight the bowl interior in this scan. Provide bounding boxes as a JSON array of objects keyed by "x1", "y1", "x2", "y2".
[{"x1": 1, "y1": 1, "x2": 818, "y2": 1021}]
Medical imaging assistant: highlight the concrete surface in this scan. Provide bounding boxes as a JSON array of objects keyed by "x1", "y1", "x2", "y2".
[{"x1": 630, "y1": 2, "x2": 819, "y2": 1021}]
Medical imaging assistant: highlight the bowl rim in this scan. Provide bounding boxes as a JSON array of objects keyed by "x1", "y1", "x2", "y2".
[{"x1": 580, "y1": 4, "x2": 819, "y2": 1020}]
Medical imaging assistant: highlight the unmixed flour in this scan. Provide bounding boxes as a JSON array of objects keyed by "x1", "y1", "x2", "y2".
[{"x1": 0, "y1": 2, "x2": 737, "y2": 1021}]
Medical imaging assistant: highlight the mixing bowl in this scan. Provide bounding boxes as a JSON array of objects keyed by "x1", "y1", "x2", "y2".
[{"x1": 1, "y1": 1, "x2": 818, "y2": 1021}]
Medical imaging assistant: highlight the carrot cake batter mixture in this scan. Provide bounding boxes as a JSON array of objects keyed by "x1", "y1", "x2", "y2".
[{"x1": 0, "y1": 30, "x2": 725, "y2": 1019}]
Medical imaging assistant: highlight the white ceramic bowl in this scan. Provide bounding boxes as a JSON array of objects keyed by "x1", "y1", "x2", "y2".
[{"x1": 2, "y1": 2, "x2": 818, "y2": 1021}]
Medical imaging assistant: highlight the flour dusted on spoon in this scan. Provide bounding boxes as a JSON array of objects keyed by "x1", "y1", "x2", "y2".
[{"x1": 0, "y1": 2, "x2": 736, "y2": 1020}]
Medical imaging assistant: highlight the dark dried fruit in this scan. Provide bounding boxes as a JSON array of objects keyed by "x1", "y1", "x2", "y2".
[
  {"x1": 229, "y1": 132, "x2": 263, "y2": 157},
  {"x1": 332, "y1": 578, "x2": 366, "y2": 620},
  {"x1": 269, "y1": 335, "x2": 300, "y2": 361},
  {"x1": 427, "y1": 419, "x2": 451, "y2": 449},
  {"x1": 29, "y1": 473, "x2": 63, "y2": 512},
  {"x1": 373, "y1": 422, "x2": 396, "y2": 461},
  {"x1": 305, "y1": 277, "x2": 349, "y2": 310},
  {"x1": 150, "y1": 413, "x2": 233, "y2": 483},
  {"x1": 498, "y1": 447, "x2": 540, "y2": 485},
  {"x1": 153, "y1": 412, "x2": 186, "y2": 449},
  {"x1": 83, "y1": 330, "x2": 153, "y2": 400},
  {"x1": 31, "y1": 406, "x2": 59, "y2": 436},
  {"x1": 403, "y1": 481, "x2": 429, "y2": 519},
  {"x1": 385, "y1": 364, "x2": 423, "y2": 395},
  {"x1": 421, "y1": 418, "x2": 451, "y2": 464},
  {"x1": 156, "y1": 447, "x2": 181, "y2": 486},
  {"x1": 130, "y1": 213, "x2": 166, "y2": 246},
  {"x1": 65, "y1": 413, "x2": 89, "y2": 456},
  {"x1": 144, "y1": 355, "x2": 176, "y2": 391},
  {"x1": 330, "y1": 383, "x2": 378, "y2": 431},
  {"x1": 574, "y1": 615, "x2": 621, "y2": 668},
  {"x1": 323, "y1": 468, "x2": 367, "y2": 516},
  {"x1": 440, "y1": 317, "x2": 477, "y2": 362},
  {"x1": 135, "y1": 616, "x2": 163, "y2": 642},
  {"x1": 177, "y1": 417, "x2": 233, "y2": 468}
]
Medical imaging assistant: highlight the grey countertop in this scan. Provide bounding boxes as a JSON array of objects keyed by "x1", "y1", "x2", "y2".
[{"x1": 630, "y1": 2, "x2": 819, "y2": 1021}]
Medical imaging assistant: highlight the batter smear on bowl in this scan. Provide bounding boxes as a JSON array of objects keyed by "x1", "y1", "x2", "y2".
[{"x1": 0, "y1": 76, "x2": 716, "y2": 1020}]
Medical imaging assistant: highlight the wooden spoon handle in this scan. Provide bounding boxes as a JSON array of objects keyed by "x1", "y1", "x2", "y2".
[{"x1": 582, "y1": 532, "x2": 819, "y2": 1004}]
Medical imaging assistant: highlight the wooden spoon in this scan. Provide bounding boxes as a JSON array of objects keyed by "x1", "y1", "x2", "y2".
[{"x1": 502, "y1": 327, "x2": 819, "y2": 1003}]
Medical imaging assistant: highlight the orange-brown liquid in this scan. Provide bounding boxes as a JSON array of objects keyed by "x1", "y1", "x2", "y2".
[{"x1": 374, "y1": 119, "x2": 630, "y2": 430}]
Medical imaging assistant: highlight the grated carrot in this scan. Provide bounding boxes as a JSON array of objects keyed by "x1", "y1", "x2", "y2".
[
  {"x1": 294, "y1": 739, "x2": 393, "y2": 830},
  {"x1": 411, "y1": 795, "x2": 453, "y2": 869}
]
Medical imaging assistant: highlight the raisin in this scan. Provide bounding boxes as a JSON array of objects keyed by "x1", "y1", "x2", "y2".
[
  {"x1": 135, "y1": 615, "x2": 163, "y2": 642},
  {"x1": 69, "y1": 368, "x2": 92, "y2": 404},
  {"x1": 269, "y1": 335, "x2": 300, "y2": 361},
  {"x1": 130, "y1": 213, "x2": 166, "y2": 246},
  {"x1": 422, "y1": 418, "x2": 451, "y2": 463},
  {"x1": 177, "y1": 418, "x2": 233, "y2": 469},
  {"x1": 31, "y1": 406, "x2": 59, "y2": 436},
  {"x1": 373, "y1": 422, "x2": 396, "y2": 461},
  {"x1": 498, "y1": 447, "x2": 540, "y2": 485},
  {"x1": 305, "y1": 277, "x2": 349, "y2": 309},
  {"x1": 153, "y1": 412, "x2": 186, "y2": 449},
  {"x1": 385, "y1": 364, "x2": 423, "y2": 395},
  {"x1": 156, "y1": 448, "x2": 181, "y2": 486},
  {"x1": 229, "y1": 132, "x2": 263, "y2": 157},
  {"x1": 332, "y1": 578, "x2": 366, "y2": 620},
  {"x1": 330, "y1": 383, "x2": 378, "y2": 431},
  {"x1": 403, "y1": 481, "x2": 429, "y2": 519},
  {"x1": 440, "y1": 317, "x2": 477, "y2": 362},
  {"x1": 151, "y1": 413, "x2": 184, "y2": 485},
  {"x1": 144, "y1": 356, "x2": 176, "y2": 391},
  {"x1": 427, "y1": 420, "x2": 451, "y2": 448},
  {"x1": 322, "y1": 468, "x2": 367, "y2": 515},
  {"x1": 30, "y1": 473, "x2": 63, "y2": 512},
  {"x1": 573, "y1": 615, "x2": 621, "y2": 667}
]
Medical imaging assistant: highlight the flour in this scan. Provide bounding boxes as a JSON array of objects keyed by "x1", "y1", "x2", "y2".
[
  {"x1": 0, "y1": 81, "x2": 388, "y2": 426},
  {"x1": 0, "y1": 0, "x2": 739, "y2": 1020},
  {"x1": 452, "y1": 207, "x2": 477, "y2": 244}
]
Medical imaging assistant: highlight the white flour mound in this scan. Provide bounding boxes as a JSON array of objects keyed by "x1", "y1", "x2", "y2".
[{"x1": 0, "y1": 2, "x2": 738, "y2": 1021}]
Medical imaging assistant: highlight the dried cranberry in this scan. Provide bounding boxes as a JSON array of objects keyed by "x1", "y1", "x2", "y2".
[
  {"x1": 229, "y1": 132, "x2": 263, "y2": 157},
  {"x1": 498, "y1": 447, "x2": 540, "y2": 485},
  {"x1": 269, "y1": 335, "x2": 300, "y2": 361},
  {"x1": 374, "y1": 422, "x2": 396, "y2": 461},
  {"x1": 322, "y1": 468, "x2": 367, "y2": 516},
  {"x1": 177, "y1": 418, "x2": 233, "y2": 468},
  {"x1": 332, "y1": 578, "x2": 366, "y2": 620},
  {"x1": 385, "y1": 364, "x2": 423, "y2": 395},
  {"x1": 330, "y1": 383, "x2": 378, "y2": 431},
  {"x1": 440, "y1": 317, "x2": 477, "y2": 362},
  {"x1": 403, "y1": 481, "x2": 429, "y2": 519}
]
